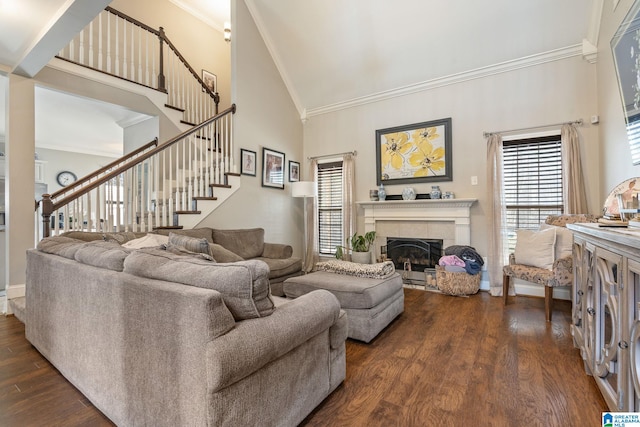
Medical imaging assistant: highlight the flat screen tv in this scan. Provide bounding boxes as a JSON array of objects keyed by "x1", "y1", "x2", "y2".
[{"x1": 612, "y1": 0, "x2": 640, "y2": 165}]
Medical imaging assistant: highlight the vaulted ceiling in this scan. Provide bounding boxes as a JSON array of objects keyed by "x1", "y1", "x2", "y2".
[{"x1": 0, "y1": 0, "x2": 602, "y2": 154}]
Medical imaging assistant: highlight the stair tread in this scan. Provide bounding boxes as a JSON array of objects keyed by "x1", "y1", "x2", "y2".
[
  {"x1": 174, "y1": 210, "x2": 202, "y2": 214},
  {"x1": 164, "y1": 103, "x2": 185, "y2": 112},
  {"x1": 210, "y1": 184, "x2": 232, "y2": 188},
  {"x1": 193, "y1": 196, "x2": 218, "y2": 200}
]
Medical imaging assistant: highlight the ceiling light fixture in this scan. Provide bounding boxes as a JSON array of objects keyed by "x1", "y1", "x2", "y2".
[{"x1": 224, "y1": 22, "x2": 231, "y2": 42}]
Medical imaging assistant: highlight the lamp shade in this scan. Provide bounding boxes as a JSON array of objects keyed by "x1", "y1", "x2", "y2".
[{"x1": 291, "y1": 181, "x2": 316, "y2": 198}]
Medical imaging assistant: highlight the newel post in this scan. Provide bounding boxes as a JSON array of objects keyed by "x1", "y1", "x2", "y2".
[
  {"x1": 40, "y1": 194, "x2": 53, "y2": 238},
  {"x1": 158, "y1": 27, "x2": 166, "y2": 92}
]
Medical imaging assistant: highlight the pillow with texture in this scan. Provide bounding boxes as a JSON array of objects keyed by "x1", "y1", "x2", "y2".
[
  {"x1": 514, "y1": 228, "x2": 556, "y2": 270},
  {"x1": 122, "y1": 234, "x2": 169, "y2": 249},
  {"x1": 539, "y1": 222, "x2": 573, "y2": 260},
  {"x1": 164, "y1": 243, "x2": 214, "y2": 261},
  {"x1": 168, "y1": 232, "x2": 210, "y2": 255},
  {"x1": 209, "y1": 243, "x2": 244, "y2": 263}
]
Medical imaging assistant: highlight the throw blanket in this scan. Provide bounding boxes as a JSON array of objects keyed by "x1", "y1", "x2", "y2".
[
  {"x1": 444, "y1": 245, "x2": 484, "y2": 266},
  {"x1": 315, "y1": 260, "x2": 396, "y2": 279}
]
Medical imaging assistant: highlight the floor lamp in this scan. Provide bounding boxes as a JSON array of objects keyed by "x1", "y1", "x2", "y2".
[{"x1": 291, "y1": 181, "x2": 316, "y2": 271}]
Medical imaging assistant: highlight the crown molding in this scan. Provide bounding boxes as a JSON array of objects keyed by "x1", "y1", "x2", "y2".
[{"x1": 304, "y1": 44, "x2": 583, "y2": 119}]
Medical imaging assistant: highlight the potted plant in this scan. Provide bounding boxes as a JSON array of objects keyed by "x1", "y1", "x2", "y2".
[{"x1": 335, "y1": 231, "x2": 376, "y2": 264}]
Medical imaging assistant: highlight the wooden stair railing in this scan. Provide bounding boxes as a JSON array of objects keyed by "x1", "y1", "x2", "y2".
[
  {"x1": 56, "y1": 6, "x2": 220, "y2": 125},
  {"x1": 38, "y1": 104, "x2": 236, "y2": 239}
]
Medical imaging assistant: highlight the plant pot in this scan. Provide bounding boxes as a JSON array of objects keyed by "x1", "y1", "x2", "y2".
[{"x1": 351, "y1": 251, "x2": 372, "y2": 264}]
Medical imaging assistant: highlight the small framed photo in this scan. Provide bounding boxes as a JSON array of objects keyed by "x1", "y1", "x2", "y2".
[
  {"x1": 289, "y1": 161, "x2": 300, "y2": 182},
  {"x1": 202, "y1": 69, "x2": 217, "y2": 93},
  {"x1": 241, "y1": 149, "x2": 257, "y2": 176},
  {"x1": 262, "y1": 147, "x2": 285, "y2": 189}
]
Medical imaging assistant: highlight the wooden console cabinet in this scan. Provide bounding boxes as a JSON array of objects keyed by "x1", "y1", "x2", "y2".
[{"x1": 568, "y1": 223, "x2": 640, "y2": 411}]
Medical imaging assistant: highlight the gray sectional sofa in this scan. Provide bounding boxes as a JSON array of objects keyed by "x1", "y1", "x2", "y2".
[
  {"x1": 26, "y1": 234, "x2": 346, "y2": 426},
  {"x1": 60, "y1": 227, "x2": 303, "y2": 295}
]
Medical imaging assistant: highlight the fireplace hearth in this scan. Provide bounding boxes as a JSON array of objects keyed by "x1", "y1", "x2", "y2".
[{"x1": 386, "y1": 237, "x2": 443, "y2": 272}]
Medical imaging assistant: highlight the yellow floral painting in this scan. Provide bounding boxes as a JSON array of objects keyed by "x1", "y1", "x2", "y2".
[{"x1": 376, "y1": 118, "x2": 452, "y2": 185}]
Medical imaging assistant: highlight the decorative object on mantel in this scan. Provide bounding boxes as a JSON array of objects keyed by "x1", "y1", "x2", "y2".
[
  {"x1": 375, "y1": 117, "x2": 453, "y2": 186},
  {"x1": 369, "y1": 189, "x2": 379, "y2": 201},
  {"x1": 402, "y1": 187, "x2": 416, "y2": 200},
  {"x1": 378, "y1": 183, "x2": 386, "y2": 201},
  {"x1": 430, "y1": 185, "x2": 442, "y2": 199},
  {"x1": 443, "y1": 191, "x2": 455, "y2": 199}
]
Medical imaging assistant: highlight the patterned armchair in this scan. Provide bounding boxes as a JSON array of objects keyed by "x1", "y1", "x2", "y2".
[{"x1": 502, "y1": 214, "x2": 597, "y2": 321}]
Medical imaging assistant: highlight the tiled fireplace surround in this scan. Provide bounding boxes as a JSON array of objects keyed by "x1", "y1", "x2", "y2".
[{"x1": 357, "y1": 199, "x2": 477, "y2": 261}]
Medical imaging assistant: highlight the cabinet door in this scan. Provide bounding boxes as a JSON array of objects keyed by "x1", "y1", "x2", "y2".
[
  {"x1": 627, "y1": 259, "x2": 640, "y2": 411},
  {"x1": 584, "y1": 242, "x2": 597, "y2": 373},
  {"x1": 572, "y1": 237, "x2": 589, "y2": 350},
  {"x1": 592, "y1": 246, "x2": 624, "y2": 410}
]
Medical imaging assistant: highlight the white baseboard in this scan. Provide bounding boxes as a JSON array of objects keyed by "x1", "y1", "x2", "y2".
[
  {"x1": 7, "y1": 284, "x2": 25, "y2": 299},
  {"x1": 479, "y1": 277, "x2": 570, "y2": 300}
]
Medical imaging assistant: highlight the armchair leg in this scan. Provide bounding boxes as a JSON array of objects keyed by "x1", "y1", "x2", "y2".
[
  {"x1": 503, "y1": 274, "x2": 510, "y2": 305},
  {"x1": 545, "y1": 286, "x2": 553, "y2": 322}
]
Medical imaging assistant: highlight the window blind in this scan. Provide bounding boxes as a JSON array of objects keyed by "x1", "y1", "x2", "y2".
[
  {"x1": 503, "y1": 135, "x2": 563, "y2": 251},
  {"x1": 317, "y1": 161, "x2": 343, "y2": 255}
]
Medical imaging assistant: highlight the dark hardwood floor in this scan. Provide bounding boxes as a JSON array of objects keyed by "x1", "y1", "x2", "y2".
[{"x1": 1, "y1": 289, "x2": 607, "y2": 426}]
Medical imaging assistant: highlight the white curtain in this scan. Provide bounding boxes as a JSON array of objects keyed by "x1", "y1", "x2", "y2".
[
  {"x1": 561, "y1": 124, "x2": 588, "y2": 214},
  {"x1": 487, "y1": 134, "x2": 508, "y2": 296},
  {"x1": 342, "y1": 154, "x2": 355, "y2": 248}
]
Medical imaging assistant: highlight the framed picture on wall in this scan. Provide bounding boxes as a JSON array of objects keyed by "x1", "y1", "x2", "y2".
[
  {"x1": 240, "y1": 149, "x2": 257, "y2": 176},
  {"x1": 202, "y1": 69, "x2": 217, "y2": 93},
  {"x1": 375, "y1": 117, "x2": 453, "y2": 185},
  {"x1": 262, "y1": 147, "x2": 285, "y2": 189},
  {"x1": 289, "y1": 161, "x2": 300, "y2": 182}
]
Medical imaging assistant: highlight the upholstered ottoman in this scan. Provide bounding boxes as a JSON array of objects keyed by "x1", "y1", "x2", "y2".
[{"x1": 283, "y1": 271, "x2": 404, "y2": 342}]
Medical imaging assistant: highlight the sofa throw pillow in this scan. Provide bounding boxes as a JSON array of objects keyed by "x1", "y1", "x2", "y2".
[
  {"x1": 209, "y1": 243, "x2": 244, "y2": 263},
  {"x1": 514, "y1": 228, "x2": 556, "y2": 270},
  {"x1": 539, "y1": 222, "x2": 573, "y2": 260},
  {"x1": 163, "y1": 243, "x2": 214, "y2": 261},
  {"x1": 168, "y1": 232, "x2": 210, "y2": 255},
  {"x1": 152, "y1": 228, "x2": 214, "y2": 243},
  {"x1": 122, "y1": 234, "x2": 169, "y2": 249},
  {"x1": 212, "y1": 228, "x2": 264, "y2": 260}
]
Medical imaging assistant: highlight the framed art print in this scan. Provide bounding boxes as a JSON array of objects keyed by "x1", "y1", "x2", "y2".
[
  {"x1": 262, "y1": 147, "x2": 285, "y2": 189},
  {"x1": 375, "y1": 117, "x2": 452, "y2": 185},
  {"x1": 241, "y1": 149, "x2": 256, "y2": 176}
]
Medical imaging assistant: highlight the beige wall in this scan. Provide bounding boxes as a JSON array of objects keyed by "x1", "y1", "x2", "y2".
[
  {"x1": 195, "y1": 0, "x2": 304, "y2": 251},
  {"x1": 110, "y1": 0, "x2": 232, "y2": 111},
  {"x1": 303, "y1": 54, "x2": 600, "y2": 273},
  {"x1": 597, "y1": 0, "x2": 640, "y2": 197}
]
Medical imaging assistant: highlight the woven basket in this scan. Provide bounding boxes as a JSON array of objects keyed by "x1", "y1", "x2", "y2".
[{"x1": 435, "y1": 265, "x2": 480, "y2": 296}]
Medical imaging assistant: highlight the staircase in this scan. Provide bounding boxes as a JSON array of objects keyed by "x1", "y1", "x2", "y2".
[{"x1": 37, "y1": 7, "x2": 238, "y2": 238}]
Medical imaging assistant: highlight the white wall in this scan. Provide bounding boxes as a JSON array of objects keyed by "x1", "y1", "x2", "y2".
[
  {"x1": 597, "y1": 0, "x2": 640, "y2": 195},
  {"x1": 194, "y1": 0, "x2": 304, "y2": 251},
  {"x1": 303, "y1": 54, "x2": 600, "y2": 277}
]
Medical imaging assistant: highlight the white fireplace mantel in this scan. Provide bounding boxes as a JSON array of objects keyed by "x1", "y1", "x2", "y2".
[{"x1": 356, "y1": 198, "x2": 477, "y2": 246}]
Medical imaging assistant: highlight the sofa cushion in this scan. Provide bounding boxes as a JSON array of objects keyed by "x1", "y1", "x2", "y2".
[
  {"x1": 103, "y1": 232, "x2": 147, "y2": 244},
  {"x1": 36, "y1": 236, "x2": 84, "y2": 259},
  {"x1": 210, "y1": 243, "x2": 244, "y2": 263},
  {"x1": 163, "y1": 244, "x2": 214, "y2": 261},
  {"x1": 212, "y1": 228, "x2": 264, "y2": 259},
  {"x1": 168, "y1": 232, "x2": 210, "y2": 254},
  {"x1": 255, "y1": 256, "x2": 302, "y2": 279},
  {"x1": 74, "y1": 241, "x2": 131, "y2": 271},
  {"x1": 152, "y1": 227, "x2": 214, "y2": 243},
  {"x1": 59, "y1": 231, "x2": 106, "y2": 242},
  {"x1": 123, "y1": 249, "x2": 274, "y2": 320},
  {"x1": 514, "y1": 228, "x2": 556, "y2": 270}
]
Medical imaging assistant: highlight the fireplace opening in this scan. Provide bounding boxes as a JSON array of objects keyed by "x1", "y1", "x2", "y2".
[{"x1": 386, "y1": 237, "x2": 443, "y2": 272}]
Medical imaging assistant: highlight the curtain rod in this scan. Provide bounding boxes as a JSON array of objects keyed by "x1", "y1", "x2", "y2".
[
  {"x1": 307, "y1": 150, "x2": 357, "y2": 160},
  {"x1": 483, "y1": 119, "x2": 583, "y2": 138}
]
